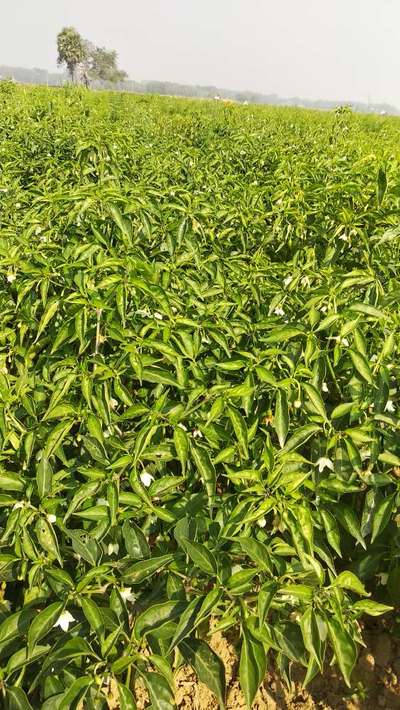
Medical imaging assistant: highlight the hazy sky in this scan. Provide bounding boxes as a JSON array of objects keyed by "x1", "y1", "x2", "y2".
[{"x1": 1, "y1": 0, "x2": 399, "y2": 106}]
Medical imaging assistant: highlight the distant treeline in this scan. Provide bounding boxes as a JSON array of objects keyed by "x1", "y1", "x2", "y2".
[{"x1": 0, "y1": 64, "x2": 398, "y2": 115}]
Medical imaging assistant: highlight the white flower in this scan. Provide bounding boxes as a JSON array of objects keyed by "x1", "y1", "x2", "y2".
[
  {"x1": 316, "y1": 457, "x2": 334, "y2": 473},
  {"x1": 274, "y1": 307, "x2": 285, "y2": 316},
  {"x1": 54, "y1": 610, "x2": 75, "y2": 632},
  {"x1": 257, "y1": 517, "x2": 267, "y2": 528},
  {"x1": 107, "y1": 543, "x2": 119, "y2": 556},
  {"x1": 154, "y1": 312, "x2": 163, "y2": 320},
  {"x1": 339, "y1": 234, "x2": 349, "y2": 242},
  {"x1": 301, "y1": 276, "x2": 310, "y2": 287},
  {"x1": 109, "y1": 398, "x2": 118, "y2": 410},
  {"x1": 322, "y1": 382, "x2": 329, "y2": 393},
  {"x1": 192, "y1": 429, "x2": 203, "y2": 439},
  {"x1": 120, "y1": 587, "x2": 136, "y2": 603},
  {"x1": 283, "y1": 276, "x2": 293, "y2": 287},
  {"x1": 140, "y1": 471, "x2": 154, "y2": 487},
  {"x1": 136, "y1": 308, "x2": 151, "y2": 318},
  {"x1": 385, "y1": 400, "x2": 395, "y2": 413},
  {"x1": 6, "y1": 272, "x2": 16, "y2": 283},
  {"x1": 47, "y1": 514, "x2": 57, "y2": 524},
  {"x1": 320, "y1": 305, "x2": 327, "y2": 313},
  {"x1": 293, "y1": 399, "x2": 302, "y2": 409},
  {"x1": 13, "y1": 501, "x2": 24, "y2": 510},
  {"x1": 15, "y1": 202, "x2": 21, "y2": 208}
]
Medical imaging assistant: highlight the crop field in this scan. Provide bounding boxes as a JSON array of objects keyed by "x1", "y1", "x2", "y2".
[{"x1": 1, "y1": 82, "x2": 400, "y2": 709}]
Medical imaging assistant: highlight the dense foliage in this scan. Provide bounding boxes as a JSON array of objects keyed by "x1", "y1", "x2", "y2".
[{"x1": 0, "y1": 83, "x2": 399, "y2": 708}]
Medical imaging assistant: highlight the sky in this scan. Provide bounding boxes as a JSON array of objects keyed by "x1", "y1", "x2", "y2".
[{"x1": 1, "y1": 0, "x2": 399, "y2": 107}]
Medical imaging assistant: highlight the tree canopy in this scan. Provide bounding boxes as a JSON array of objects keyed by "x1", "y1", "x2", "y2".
[
  {"x1": 57, "y1": 27, "x2": 87, "y2": 83},
  {"x1": 86, "y1": 45, "x2": 128, "y2": 83},
  {"x1": 56, "y1": 27, "x2": 126, "y2": 86}
]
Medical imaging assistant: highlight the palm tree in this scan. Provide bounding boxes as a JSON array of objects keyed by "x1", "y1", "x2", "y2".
[{"x1": 57, "y1": 27, "x2": 87, "y2": 83}]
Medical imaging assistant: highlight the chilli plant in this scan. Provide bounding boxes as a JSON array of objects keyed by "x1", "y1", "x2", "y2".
[{"x1": 0, "y1": 83, "x2": 399, "y2": 708}]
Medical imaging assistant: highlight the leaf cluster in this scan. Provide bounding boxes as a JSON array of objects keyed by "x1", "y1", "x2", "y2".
[{"x1": 0, "y1": 87, "x2": 399, "y2": 708}]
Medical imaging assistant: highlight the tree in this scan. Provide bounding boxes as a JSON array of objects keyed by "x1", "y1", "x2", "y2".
[
  {"x1": 57, "y1": 27, "x2": 87, "y2": 83},
  {"x1": 86, "y1": 45, "x2": 127, "y2": 84},
  {"x1": 56, "y1": 28, "x2": 127, "y2": 87}
]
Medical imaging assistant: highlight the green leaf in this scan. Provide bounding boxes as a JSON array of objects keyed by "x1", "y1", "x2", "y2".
[
  {"x1": 280, "y1": 424, "x2": 320, "y2": 454},
  {"x1": 274, "y1": 390, "x2": 289, "y2": 448},
  {"x1": 327, "y1": 616, "x2": 357, "y2": 687},
  {"x1": 352, "y1": 600, "x2": 393, "y2": 616},
  {"x1": 134, "y1": 600, "x2": 186, "y2": 640},
  {"x1": 5, "y1": 687, "x2": 33, "y2": 710},
  {"x1": 336, "y1": 505, "x2": 366, "y2": 549},
  {"x1": 35, "y1": 299, "x2": 59, "y2": 341},
  {"x1": 181, "y1": 538, "x2": 217, "y2": 576},
  {"x1": 35, "y1": 517, "x2": 63, "y2": 565},
  {"x1": 371, "y1": 494, "x2": 395, "y2": 542},
  {"x1": 168, "y1": 596, "x2": 203, "y2": 651},
  {"x1": 57, "y1": 676, "x2": 92, "y2": 710},
  {"x1": 303, "y1": 383, "x2": 326, "y2": 419},
  {"x1": 238, "y1": 537, "x2": 272, "y2": 572},
  {"x1": 0, "y1": 609, "x2": 35, "y2": 646},
  {"x1": 263, "y1": 326, "x2": 304, "y2": 343},
  {"x1": 239, "y1": 626, "x2": 266, "y2": 709},
  {"x1": 180, "y1": 638, "x2": 226, "y2": 709},
  {"x1": 36, "y1": 455, "x2": 53, "y2": 499},
  {"x1": 122, "y1": 519, "x2": 150, "y2": 559},
  {"x1": 349, "y1": 350, "x2": 373, "y2": 385},
  {"x1": 330, "y1": 402, "x2": 354, "y2": 420},
  {"x1": 255, "y1": 366, "x2": 276, "y2": 385},
  {"x1": 191, "y1": 444, "x2": 216, "y2": 510},
  {"x1": 377, "y1": 167, "x2": 387, "y2": 205},
  {"x1": 143, "y1": 671, "x2": 176, "y2": 710},
  {"x1": 258, "y1": 581, "x2": 278, "y2": 624},
  {"x1": 28, "y1": 601, "x2": 64, "y2": 652},
  {"x1": 117, "y1": 682, "x2": 137, "y2": 710},
  {"x1": 0, "y1": 472, "x2": 25, "y2": 492},
  {"x1": 227, "y1": 405, "x2": 249, "y2": 459},
  {"x1": 80, "y1": 596, "x2": 105, "y2": 639},
  {"x1": 173, "y1": 426, "x2": 189, "y2": 474},
  {"x1": 348, "y1": 303, "x2": 386, "y2": 319},
  {"x1": 81, "y1": 435, "x2": 108, "y2": 463},
  {"x1": 142, "y1": 366, "x2": 182, "y2": 389},
  {"x1": 300, "y1": 607, "x2": 322, "y2": 671},
  {"x1": 122, "y1": 555, "x2": 173, "y2": 584},
  {"x1": 44, "y1": 420, "x2": 74, "y2": 458},
  {"x1": 320, "y1": 509, "x2": 342, "y2": 557},
  {"x1": 332, "y1": 571, "x2": 369, "y2": 596},
  {"x1": 6, "y1": 644, "x2": 50, "y2": 674}
]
